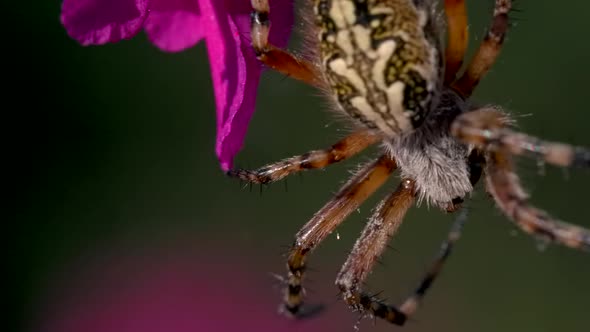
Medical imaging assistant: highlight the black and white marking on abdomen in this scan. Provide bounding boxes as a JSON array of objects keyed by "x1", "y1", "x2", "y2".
[{"x1": 316, "y1": 0, "x2": 441, "y2": 136}]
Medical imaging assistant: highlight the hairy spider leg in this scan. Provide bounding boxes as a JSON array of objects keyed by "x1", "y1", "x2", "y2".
[
  {"x1": 283, "y1": 155, "x2": 397, "y2": 316},
  {"x1": 452, "y1": 109, "x2": 590, "y2": 251},
  {"x1": 486, "y1": 149, "x2": 590, "y2": 251},
  {"x1": 443, "y1": 0, "x2": 468, "y2": 84},
  {"x1": 228, "y1": 130, "x2": 380, "y2": 184},
  {"x1": 452, "y1": 0, "x2": 512, "y2": 97},
  {"x1": 335, "y1": 178, "x2": 416, "y2": 325},
  {"x1": 250, "y1": 0, "x2": 321, "y2": 86},
  {"x1": 452, "y1": 109, "x2": 590, "y2": 169},
  {"x1": 335, "y1": 179, "x2": 471, "y2": 326}
]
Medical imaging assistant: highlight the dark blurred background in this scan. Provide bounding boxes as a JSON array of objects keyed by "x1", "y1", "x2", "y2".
[{"x1": 18, "y1": 1, "x2": 589, "y2": 332}]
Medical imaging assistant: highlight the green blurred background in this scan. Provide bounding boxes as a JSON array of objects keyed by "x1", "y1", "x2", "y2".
[{"x1": 19, "y1": 1, "x2": 589, "y2": 332}]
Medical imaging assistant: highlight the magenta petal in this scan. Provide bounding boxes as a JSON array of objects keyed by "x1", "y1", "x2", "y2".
[
  {"x1": 202, "y1": 0, "x2": 295, "y2": 171},
  {"x1": 144, "y1": 0, "x2": 203, "y2": 52},
  {"x1": 200, "y1": 0, "x2": 253, "y2": 172},
  {"x1": 61, "y1": 0, "x2": 150, "y2": 45}
]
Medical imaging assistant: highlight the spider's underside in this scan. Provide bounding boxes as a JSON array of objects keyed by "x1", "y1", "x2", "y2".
[{"x1": 229, "y1": 0, "x2": 590, "y2": 326}]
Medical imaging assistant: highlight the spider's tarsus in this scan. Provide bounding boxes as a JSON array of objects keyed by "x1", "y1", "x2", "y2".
[
  {"x1": 227, "y1": 168, "x2": 269, "y2": 185},
  {"x1": 279, "y1": 303, "x2": 325, "y2": 320}
]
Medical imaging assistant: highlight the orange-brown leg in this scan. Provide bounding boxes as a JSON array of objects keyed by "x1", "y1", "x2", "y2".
[
  {"x1": 251, "y1": 0, "x2": 321, "y2": 86},
  {"x1": 452, "y1": 0, "x2": 512, "y2": 97},
  {"x1": 335, "y1": 179, "x2": 416, "y2": 325},
  {"x1": 335, "y1": 181, "x2": 469, "y2": 325},
  {"x1": 444, "y1": 0, "x2": 469, "y2": 84},
  {"x1": 283, "y1": 155, "x2": 397, "y2": 316},
  {"x1": 452, "y1": 109, "x2": 590, "y2": 169},
  {"x1": 227, "y1": 129, "x2": 380, "y2": 184}
]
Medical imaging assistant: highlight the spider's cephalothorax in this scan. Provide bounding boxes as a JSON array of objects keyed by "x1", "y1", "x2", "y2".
[{"x1": 230, "y1": 0, "x2": 590, "y2": 326}]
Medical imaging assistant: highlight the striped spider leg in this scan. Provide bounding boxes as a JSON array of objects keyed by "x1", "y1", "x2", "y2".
[
  {"x1": 250, "y1": 0, "x2": 322, "y2": 86},
  {"x1": 443, "y1": 0, "x2": 469, "y2": 85},
  {"x1": 334, "y1": 148, "x2": 485, "y2": 325},
  {"x1": 336, "y1": 183, "x2": 471, "y2": 325},
  {"x1": 281, "y1": 155, "x2": 396, "y2": 316},
  {"x1": 452, "y1": 109, "x2": 590, "y2": 251},
  {"x1": 451, "y1": 0, "x2": 511, "y2": 97},
  {"x1": 228, "y1": 129, "x2": 381, "y2": 184}
]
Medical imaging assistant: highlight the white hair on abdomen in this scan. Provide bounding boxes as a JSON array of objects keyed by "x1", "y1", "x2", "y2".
[{"x1": 385, "y1": 90, "x2": 473, "y2": 208}]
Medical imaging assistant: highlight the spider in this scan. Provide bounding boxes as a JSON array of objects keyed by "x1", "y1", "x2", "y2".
[{"x1": 229, "y1": 0, "x2": 590, "y2": 326}]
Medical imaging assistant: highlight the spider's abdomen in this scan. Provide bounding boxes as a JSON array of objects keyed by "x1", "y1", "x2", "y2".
[{"x1": 315, "y1": 0, "x2": 441, "y2": 136}]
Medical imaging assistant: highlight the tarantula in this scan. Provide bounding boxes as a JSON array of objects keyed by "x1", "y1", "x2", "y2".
[{"x1": 229, "y1": 0, "x2": 590, "y2": 326}]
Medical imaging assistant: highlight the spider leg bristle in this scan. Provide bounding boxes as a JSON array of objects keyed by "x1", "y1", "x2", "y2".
[
  {"x1": 375, "y1": 257, "x2": 386, "y2": 267},
  {"x1": 269, "y1": 272, "x2": 288, "y2": 286},
  {"x1": 507, "y1": 11, "x2": 526, "y2": 26},
  {"x1": 386, "y1": 243, "x2": 399, "y2": 253},
  {"x1": 508, "y1": 6, "x2": 524, "y2": 15},
  {"x1": 279, "y1": 72, "x2": 292, "y2": 83},
  {"x1": 535, "y1": 158, "x2": 546, "y2": 176},
  {"x1": 278, "y1": 243, "x2": 294, "y2": 257},
  {"x1": 369, "y1": 290, "x2": 386, "y2": 301},
  {"x1": 301, "y1": 280, "x2": 320, "y2": 297},
  {"x1": 241, "y1": 180, "x2": 251, "y2": 190}
]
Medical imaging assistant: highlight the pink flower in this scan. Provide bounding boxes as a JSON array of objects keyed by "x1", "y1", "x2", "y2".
[{"x1": 61, "y1": 0, "x2": 295, "y2": 171}]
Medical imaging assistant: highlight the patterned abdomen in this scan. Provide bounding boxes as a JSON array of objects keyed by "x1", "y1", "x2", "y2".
[{"x1": 316, "y1": 0, "x2": 441, "y2": 136}]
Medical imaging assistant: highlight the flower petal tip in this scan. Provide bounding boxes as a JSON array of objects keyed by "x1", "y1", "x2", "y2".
[
  {"x1": 219, "y1": 159, "x2": 232, "y2": 173},
  {"x1": 61, "y1": 0, "x2": 150, "y2": 45}
]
